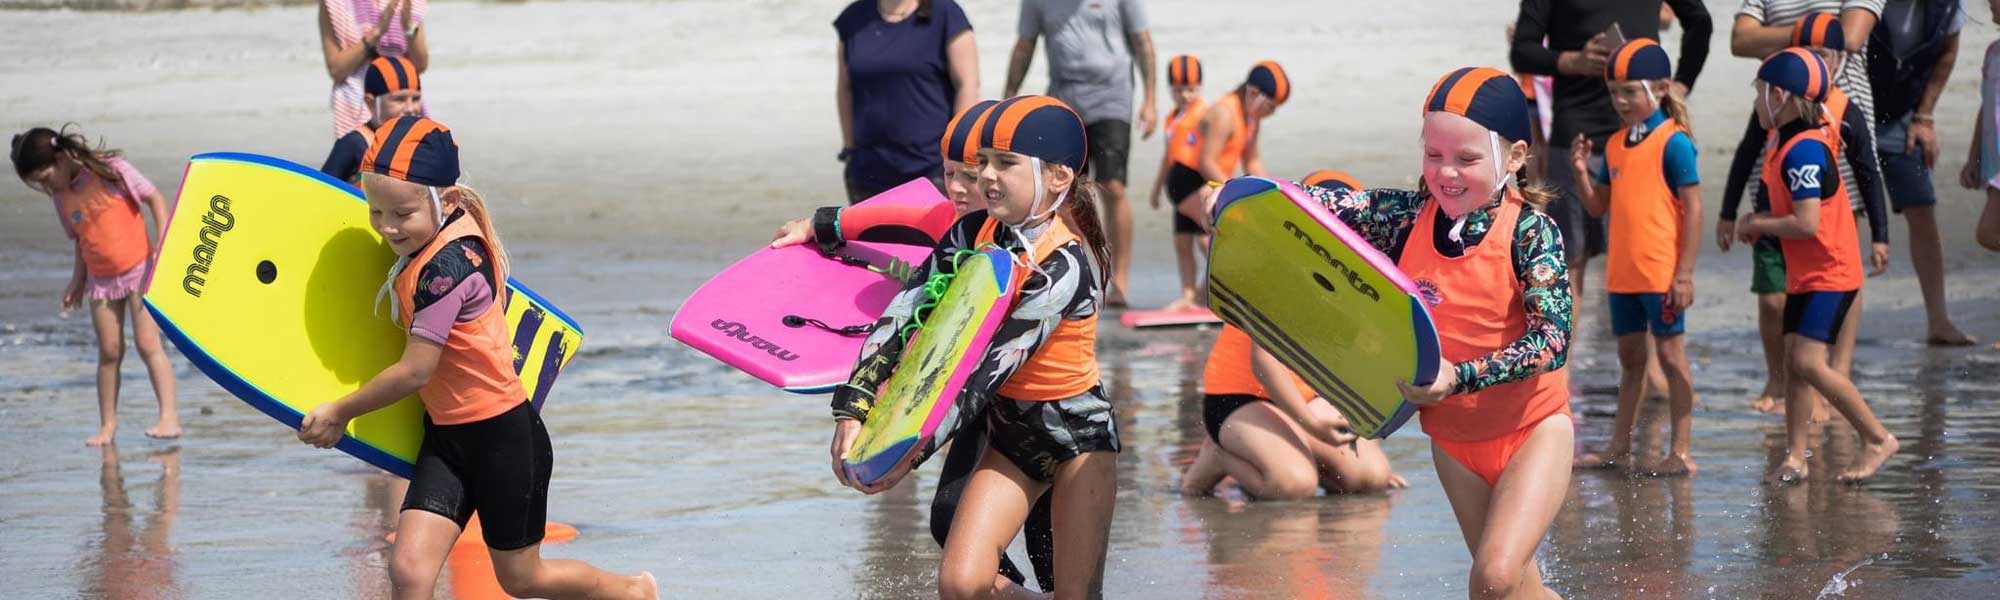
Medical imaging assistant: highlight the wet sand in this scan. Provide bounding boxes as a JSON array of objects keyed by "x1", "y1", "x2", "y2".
[{"x1": 5, "y1": 1, "x2": 2000, "y2": 597}]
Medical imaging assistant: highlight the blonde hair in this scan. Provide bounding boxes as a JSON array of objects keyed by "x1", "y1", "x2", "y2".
[{"x1": 1656, "y1": 81, "x2": 1695, "y2": 141}]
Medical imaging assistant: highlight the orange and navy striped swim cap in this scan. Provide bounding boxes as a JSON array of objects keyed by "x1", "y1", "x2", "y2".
[
  {"x1": 1302, "y1": 170, "x2": 1363, "y2": 193},
  {"x1": 360, "y1": 116, "x2": 459, "y2": 187},
  {"x1": 941, "y1": 100, "x2": 1000, "y2": 164},
  {"x1": 977, "y1": 95, "x2": 1088, "y2": 172},
  {"x1": 1606, "y1": 39, "x2": 1672, "y2": 82},
  {"x1": 1168, "y1": 55, "x2": 1203, "y2": 87},
  {"x1": 1791, "y1": 13, "x2": 1845, "y2": 51},
  {"x1": 1246, "y1": 61, "x2": 1290, "y2": 104},
  {"x1": 1757, "y1": 48, "x2": 1831, "y2": 102},
  {"x1": 1423, "y1": 67, "x2": 1532, "y2": 143},
  {"x1": 364, "y1": 56, "x2": 421, "y2": 97}
]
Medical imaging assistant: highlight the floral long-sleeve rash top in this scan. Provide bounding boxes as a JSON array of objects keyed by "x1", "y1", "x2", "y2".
[
  {"x1": 831, "y1": 210, "x2": 1103, "y2": 422},
  {"x1": 1297, "y1": 183, "x2": 1573, "y2": 394}
]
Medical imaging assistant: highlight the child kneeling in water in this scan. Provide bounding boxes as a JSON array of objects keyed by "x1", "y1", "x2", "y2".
[
  {"x1": 1182, "y1": 170, "x2": 1403, "y2": 500},
  {"x1": 297, "y1": 116, "x2": 655, "y2": 600},
  {"x1": 829, "y1": 96, "x2": 1118, "y2": 599},
  {"x1": 1284, "y1": 68, "x2": 1575, "y2": 599}
]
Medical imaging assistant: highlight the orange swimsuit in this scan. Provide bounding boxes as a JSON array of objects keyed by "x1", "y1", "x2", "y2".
[{"x1": 1397, "y1": 193, "x2": 1571, "y2": 487}]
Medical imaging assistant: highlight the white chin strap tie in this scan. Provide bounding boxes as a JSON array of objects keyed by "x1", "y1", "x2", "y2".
[{"x1": 1010, "y1": 156, "x2": 1071, "y2": 277}]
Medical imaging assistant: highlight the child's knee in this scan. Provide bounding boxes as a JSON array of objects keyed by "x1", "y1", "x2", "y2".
[
  {"x1": 97, "y1": 341, "x2": 126, "y2": 365},
  {"x1": 1978, "y1": 224, "x2": 2000, "y2": 252},
  {"x1": 1468, "y1": 559, "x2": 1523, "y2": 600},
  {"x1": 1260, "y1": 462, "x2": 1321, "y2": 500},
  {"x1": 387, "y1": 551, "x2": 441, "y2": 594},
  {"x1": 494, "y1": 565, "x2": 546, "y2": 600},
  {"x1": 937, "y1": 556, "x2": 994, "y2": 600}
]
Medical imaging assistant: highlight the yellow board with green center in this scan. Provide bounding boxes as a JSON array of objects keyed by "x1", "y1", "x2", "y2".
[
  {"x1": 842, "y1": 248, "x2": 1018, "y2": 487},
  {"x1": 144, "y1": 152, "x2": 583, "y2": 477}
]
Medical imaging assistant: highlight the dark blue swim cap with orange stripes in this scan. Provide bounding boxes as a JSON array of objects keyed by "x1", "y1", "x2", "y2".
[
  {"x1": 1606, "y1": 39, "x2": 1671, "y2": 82},
  {"x1": 364, "y1": 56, "x2": 421, "y2": 97},
  {"x1": 941, "y1": 100, "x2": 1000, "y2": 164},
  {"x1": 1246, "y1": 61, "x2": 1289, "y2": 104},
  {"x1": 1168, "y1": 55, "x2": 1202, "y2": 87},
  {"x1": 360, "y1": 116, "x2": 458, "y2": 187},
  {"x1": 1423, "y1": 67, "x2": 1532, "y2": 143},
  {"x1": 977, "y1": 95, "x2": 1088, "y2": 173},
  {"x1": 1757, "y1": 48, "x2": 1831, "y2": 102},
  {"x1": 1791, "y1": 13, "x2": 1844, "y2": 51}
]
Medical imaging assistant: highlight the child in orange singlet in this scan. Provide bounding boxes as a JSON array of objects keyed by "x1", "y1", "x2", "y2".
[
  {"x1": 1734, "y1": 51, "x2": 1900, "y2": 484},
  {"x1": 295, "y1": 116, "x2": 655, "y2": 599},
  {"x1": 1285, "y1": 68, "x2": 1576, "y2": 599},
  {"x1": 1568, "y1": 39, "x2": 1704, "y2": 476},
  {"x1": 1148, "y1": 54, "x2": 1211, "y2": 312},
  {"x1": 827, "y1": 96, "x2": 1118, "y2": 599},
  {"x1": 1194, "y1": 62, "x2": 1290, "y2": 192},
  {"x1": 12, "y1": 127, "x2": 180, "y2": 446}
]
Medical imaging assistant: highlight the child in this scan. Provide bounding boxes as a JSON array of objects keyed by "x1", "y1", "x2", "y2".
[
  {"x1": 1290, "y1": 68, "x2": 1574, "y2": 599},
  {"x1": 1195, "y1": 62, "x2": 1288, "y2": 186},
  {"x1": 11, "y1": 126, "x2": 180, "y2": 446},
  {"x1": 1568, "y1": 39, "x2": 1702, "y2": 476},
  {"x1": 1719, "y1": 13, "x2": 1892, "y2": 415},
  {"x1": 1147, "y1": 54, "x2": 1211, "y2": 312},
  {"x1": 321, "y1": 56, "x2": 425, "y2": 184},
  {"x1": 774, "y1": 100, "x2": 1061, "y2": 592},
  {"x1": 827, "y1": 96, "x2": 1117, "y2": 599},
  {"x1": 1962, "y1": 0, "x2": 2000, "y2": 273},
  {"x1": 1179, "y1": 323, "x2": 1406, "y2": 499},
  {"x1": 295, "y1": 116, "x2": 655, "y2": 599},
  {"x1": 1735, "y1": 50, "x2": 1900, "y2": 484}
]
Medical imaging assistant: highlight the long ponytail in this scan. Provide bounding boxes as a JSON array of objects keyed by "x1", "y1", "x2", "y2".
[
  {"x1": 443, "y1": 185, "x2": 510, "y2": 284},
  {"x1": 11, "y1": 125, "x2": 124, "y2": 188},
  {"x1": 1058, "y1": 165, "x2": 1113, "y2": 283},
  {"x1": 1657, "y1": 81, "x2": 1695, "y2": 142}
]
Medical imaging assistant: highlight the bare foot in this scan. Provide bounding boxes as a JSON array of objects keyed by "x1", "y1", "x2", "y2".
[
  {"x1": 1645, "y1": 454, "x2": 1697, "y2": 477},
  {"x1": 1159, "y1": 296, "x2": 1198, "y2": 312},
  {"x1": 1387, "y1": 473, "x2": 1409, "y2": 489},
  {"x1": 1926, "y1": 326, "x2": 1978, "y2": 347},
  {"x1": 1838, "y1": 436, "x2": 1900, "y2": 483},
  {"x1": 87, "y1": 426, "x2": 116, "y2": 447},
  {"x1": 1811, "y1": 400, "x2": 1832, "y2": 424},
  {"x1": 146, "y1": 418, "x2": 182, "y2": 439},
  {"x1": 1749, "y1": 394, "x2": 1783, "y2": 414},
  {"x1": 1764, "y1": 459, "x2": 1809, "y2": 485},
  {"x1": 1573, "y1": 451, "x2": 1630, "y2": 470},
  {"x1": 631, "y1": 571, "x2": 658, "y2": 599}
]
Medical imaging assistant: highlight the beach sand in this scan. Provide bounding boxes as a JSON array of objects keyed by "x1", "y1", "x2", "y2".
[{"x1": 4, "y1": 1, "x2": 2000, "y2": 597}]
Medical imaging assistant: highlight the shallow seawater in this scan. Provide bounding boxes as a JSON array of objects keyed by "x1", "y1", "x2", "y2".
[{"x1": 4, "y1": 253, "x2": 1999, "y2": 599}]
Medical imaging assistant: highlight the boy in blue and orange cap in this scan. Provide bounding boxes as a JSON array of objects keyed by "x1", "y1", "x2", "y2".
[
  {"x1": 1734, "y1": 49, "x2": 1900, "y2": 485},
  {"x1": 320, "y1": 56, "x2": 425, "y2": 183}
]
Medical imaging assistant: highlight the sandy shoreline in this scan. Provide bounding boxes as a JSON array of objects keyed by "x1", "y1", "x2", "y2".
[{"x1": 4, "y1": 2, "x2": 2000, "y2": 597}]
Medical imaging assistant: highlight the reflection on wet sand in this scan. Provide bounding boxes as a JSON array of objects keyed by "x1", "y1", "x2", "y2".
[{"x1": 85, "y1": 445, "x2": 181, "y2": 600}]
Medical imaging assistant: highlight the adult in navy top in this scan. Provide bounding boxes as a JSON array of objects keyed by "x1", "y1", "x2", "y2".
[{"x1": 835, "y1": 0, "x2": 980, "y2": 204}]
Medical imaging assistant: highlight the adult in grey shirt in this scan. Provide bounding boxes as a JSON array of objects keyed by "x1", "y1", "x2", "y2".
[{"x1": 1005, "y1": 0, "x2": 1158, "y2": 306}]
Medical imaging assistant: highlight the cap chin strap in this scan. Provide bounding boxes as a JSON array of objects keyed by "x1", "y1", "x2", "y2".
[
  {"x1": 1453, "y1": 131, "x2": 1517, "y2": 245},
  {"x1": 1760, "y1": 82, "x2": 1789, "y2": 128},
  {"x1": 428, "y1": 186, "x2": 447, "y2": 229},
  {"x1": 1010, "y1": 156, "x2": 1071, "y2": 277}
]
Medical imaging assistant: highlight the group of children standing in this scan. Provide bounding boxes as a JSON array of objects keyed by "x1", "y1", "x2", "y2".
[{"x1": 14, "y1": 7, "x2": 2000, "y2": 600}]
